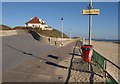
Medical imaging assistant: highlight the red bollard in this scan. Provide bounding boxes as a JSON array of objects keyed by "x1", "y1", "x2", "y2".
[{"x1": 81, "y1": 45, "x2": 93, "y2": 62}]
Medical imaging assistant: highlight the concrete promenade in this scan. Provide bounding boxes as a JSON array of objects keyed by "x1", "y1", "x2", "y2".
[
  {"x1": 2, "y1": 34, "x2": 76, "y2": 82},
  {"x1": 2, "y1": 34, "x2": 104, "y2": 83},
  {"x1": 2, "y1": 34, "x2": 57, "y2": 71}
]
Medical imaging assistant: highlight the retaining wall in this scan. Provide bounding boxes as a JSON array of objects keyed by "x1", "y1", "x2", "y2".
[
  {"x1": 0, "y1": 30, "x2": 75, "y2": 46},
  {"x1": 0, "y1": 30, "x2": 28, "y2": 36}
]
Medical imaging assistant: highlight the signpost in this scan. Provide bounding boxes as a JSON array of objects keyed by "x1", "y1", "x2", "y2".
[
  {"x1": 82, "y1": 0, "x2": 100, "y2": 72},
  {"x1": 82, "y1": 0, "x2": 100, "y2": 45}
]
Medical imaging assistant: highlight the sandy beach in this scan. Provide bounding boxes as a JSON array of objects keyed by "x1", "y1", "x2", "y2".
[
  {"x1": 91, "y1": 41, "x2": 119, "y2": 65},
  {"x1": 85, "y1": 40, "x2": 119, "y2": 82}
]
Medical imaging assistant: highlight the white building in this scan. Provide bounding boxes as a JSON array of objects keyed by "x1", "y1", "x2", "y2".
[{"x1": 25, "y1": 17, "x2": 53, "y2": 30}]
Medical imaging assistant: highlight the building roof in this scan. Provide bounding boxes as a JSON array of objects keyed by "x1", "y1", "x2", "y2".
[{"x1": 25, "y1": 17, "x2": 41, "y2": 24}]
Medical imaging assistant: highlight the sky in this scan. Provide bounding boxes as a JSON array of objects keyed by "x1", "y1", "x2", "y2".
[
  {"x1": 1, "y1": 0, "x2": 119, "y2": 2},
  {"x1": 1, "y1": 2, "x2": 119, "y2": 40}
]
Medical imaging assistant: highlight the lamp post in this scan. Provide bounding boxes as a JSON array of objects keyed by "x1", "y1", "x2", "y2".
[
  {"x1": 70, "y1": 28, "x2": 71, "y2": 39},
  {"x1": 61, "y1": 18, "x2": 64, "y2": 45}
]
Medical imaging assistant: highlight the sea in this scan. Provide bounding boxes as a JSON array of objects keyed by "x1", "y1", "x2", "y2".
[{"x1": 92, "y1": 39, "x2": 120, "y2": 44}]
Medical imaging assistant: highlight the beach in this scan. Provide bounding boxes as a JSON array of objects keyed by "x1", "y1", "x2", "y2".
[{"x1": 92, "y1": 41, "x2": 119, "y2": 65}]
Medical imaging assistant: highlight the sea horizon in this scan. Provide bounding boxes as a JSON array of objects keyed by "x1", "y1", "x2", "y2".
[{"x1": 85, "y1": 38, "x2": 120, "y2": 43}]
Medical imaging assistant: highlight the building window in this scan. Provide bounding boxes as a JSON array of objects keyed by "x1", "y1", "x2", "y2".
[{"x1": 32, "y1": 25, "x2": 35, "y2": 28}]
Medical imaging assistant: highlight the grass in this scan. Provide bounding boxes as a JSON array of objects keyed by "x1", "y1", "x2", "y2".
[
  {"x1": 13, "y1": 26, "x2": 28, "y2": 30},
  {"x1": 0, "y1": 24, "x2": 12, "y2": 30},
  {"x1": 33, "y1": 28, "x2": 68, "y2": 38},
  {"x1": 1, "y1": 24, "x2": 68, "y2": 38}
]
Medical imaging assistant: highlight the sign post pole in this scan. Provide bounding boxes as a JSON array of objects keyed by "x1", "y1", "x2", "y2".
[
  {"x1": 88, "y1": 0, "x2": 92, "y2": 72},
  {"x1": 89, "y1": 0, "x2": 92, "y2": 45},
  {"x1": 82, "y1": 0, "x2": 100, "y2": 73}
]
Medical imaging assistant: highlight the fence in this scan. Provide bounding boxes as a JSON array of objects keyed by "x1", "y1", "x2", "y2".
[{"x1": 92, "y1": 50, "x2": 120, "y2": 84}]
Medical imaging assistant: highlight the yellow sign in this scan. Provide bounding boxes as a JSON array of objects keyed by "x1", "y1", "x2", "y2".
[{"x1": 82, "y1": 9, "x2": 100, "y2": 15}]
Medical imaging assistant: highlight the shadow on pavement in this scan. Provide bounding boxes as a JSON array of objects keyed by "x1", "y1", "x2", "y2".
[
  {"x1": 89, "y1": 63, "x2": 94, "y2": 83},
  {"x1": 45, "y1": 61, "x2": 67, "y2": 69},
  {"x1": 47, "y1": 55, "x2": 59, "y2": 59},
  {"x1": 65, "y1": 40, "x2": 103, "y2": 84},
  {"x1": 65, "y1": 40, "x2": 81, "y2": 84},
  {"x1": 47, "y1": 54, "x2": 102, "y2": 79},
  {"x1": 69, "y1": 53, "x2": 81, "y2": 57},
  {"x1": 47, "y1": 55, "x2": 64, "y2": 61}
]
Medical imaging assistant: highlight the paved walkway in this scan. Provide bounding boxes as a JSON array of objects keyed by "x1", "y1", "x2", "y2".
[
  {"x1": 2, "y1": 34, "x2": 57, "y2": 71},
  {"x1": 2, "y1": 35, "x2": 104, "y2": 83},
  {"x1": 3, "y1": 38, "x2": 76, "y2": 82}
]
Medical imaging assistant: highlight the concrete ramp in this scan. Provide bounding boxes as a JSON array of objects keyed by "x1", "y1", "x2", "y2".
[{"x1": 29, "y1": 30, "x2": 49, "y2": 43}]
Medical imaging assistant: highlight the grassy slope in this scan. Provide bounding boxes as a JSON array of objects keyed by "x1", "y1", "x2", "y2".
[
  {"x1": 0, "y1": 24, "x2": 12, "y2": 30},
  {"x1": 14, "y1": 26, "x2": 68, "y2": 38},
  {"x1": 1, "y1": 24, "x2": 68, "y2": 38},
  {"x1": 33, "y1": 28, "x2": 68, "y2": 38},
  {"x1": 13, "y1": 26, "x2": 28, "y2": 30}
]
